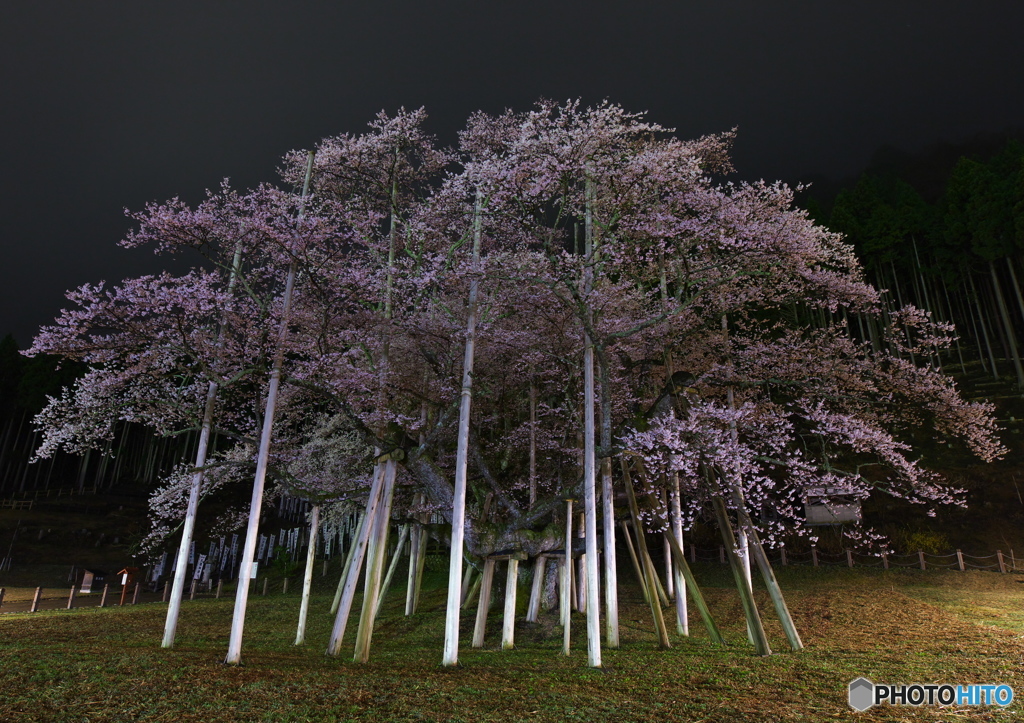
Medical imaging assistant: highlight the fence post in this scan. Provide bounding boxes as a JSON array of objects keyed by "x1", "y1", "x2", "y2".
[
  {"x1": 67, "y1": 586, "x2": 76, "y2": 610},
  {"x1": 262, "y1": 578, "x2": 268, "y2": 596},
  {"x1": 811, "y1": 546, "x2": 818, "y2": 567},
  {"x1": 689, "y1": 544, "x2": 696, "y2": 564},
  {"x1": 189, "y1": 580, "x2": 197, "y2": 600},
  {"x1": 719, "y1": 546, "x2": 725, "y2": 564},
  {"x1": 132, "y1": 582, "x2": 141, "y2": 605},
  {"x1": 780, "y1": 548, "x2": 787, "y2": 566},
  {"x1": 99, "y1": 584, "x2": 109, "y2": 608},
  {"x1": 216, "y1": 579, "x2": 223, "y2": 599},
  {"x1": 997, "y1": 550, "x2": 1007, "y2": 574},
  {"x1": 918, "y1": 550, "x2": 926, "y2": 570},
  {"x1": 0, "y1": 587, "x2": 5, "y2": 607},
  {"x1": 30, "y1": 587, "x2": 42, "y2": 613},
  {"x1": 956, "y1": 549, "x2": 965, "y2": 572},
  {"x1": 282, "y1": 577, "x2": 289, "y2": 595},
  {"x1": 845, "y1": 549, "x2": 854, "y2": 568},
  {"x1": 881, "y1": 552, "x2": 889, "y2": 570},
  {"x1": 162, "y1": 581, "x2": 170, "y2": 603}
]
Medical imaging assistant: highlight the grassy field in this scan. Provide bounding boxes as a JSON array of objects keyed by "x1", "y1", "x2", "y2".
[{"x1": 1, "y1": 565, "x2": 1023, "y2": 722}]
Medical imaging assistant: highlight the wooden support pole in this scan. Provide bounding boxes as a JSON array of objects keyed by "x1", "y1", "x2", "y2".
[
  {"x1": 375, "y1": 523, "x2": 409, "y2": 619},
  {"x1": 353, "y1": 459, "x2": 397, "y2": 663},
  {"x1": 956, "y1": 549, "x2": 965, "y2": 572},
  {"x1": 461, "y1": 568, "x2": 482, "y2": 611},
  {"x1": 327, "y1": 466, "x2": 385, "y2": 656},
  {"x1": 99, "y1": 584, "x2": 108, "y2": 608},
  {"x1": 162, "y1": 581, "x2": 170, "y2": 603},
  {"x1": 882, "y1": 552, "x2": 889, "y2": 570},
  {"x1": 31, "y1": 587, "x2": 41, "y2": 612},
  {"x1": 262, "y1": 579, "x2": 268, "y2": 596},
  {"x1": 472, "y1": 558, "x2": 496, "y2": 648},
  {"x1": 282, "y1": 578, "x2": 289, "y2": 595},
  {"x1": 663, "y1": 530, "x2": 724, "y2": 645},
  {"x1": 846, "y1": 549, "x2": 854, "y2": 568},
  {"x1": 216, "y1": 580, "x2": 223, "y2": 599},
  {"x1": 330, "y1": 510, "x2": 367, "y2": 615},
  {"x1": 526, "y1": 556, "x2": 546, "y2": 623},
  {"x1": 132, "y1": 582, "x2": 141, "y2": 605},
  {"x1": 460, "y1": 561, "x2": 476, "y2": 607},
  {"x1": 502, "y1": 559, "x2": 519, "y2": 650},
  {"x1": 405, "y1": 513, "x2": 423, "y2": 616},
  {"x1": 621, "y1": 461, "x2": 670, "y2": 649},
  {"x1": 719, "y1": 546, "x2": 726, "y2": 564},
  {"x1": 0, "y1": 588, "x2": 5, "y2": 607},
  {"x1": 561, "y1": 499, "x2": 574, "y2": 656},
  {"x1": 998, "y1": 550, "x2": 1007, "y2": 574},
  {"x1": 811, "y1": 547, "x2": 818, "y2": 567},
  {"x1": 712, "y1": 497, "x2": 771, "y2": 656},
  {"x1": 619, "y1": 521, "x2": 649, "y2": 604},
  {"x1": 780, "y1": 548, "x2": 787, "y2": 566},
  {"x1": 918, "y1": 550, "x2": 926, "y2": 570},
  {"x1": 736, "y1": 512, "x2": 803, "y2": 652},
  {"x1": 67, "y1": 586, "x2": 76, "y2": 610},
  {"x1": 190, "y1": 580, "x2": 197, "y2": 600}
]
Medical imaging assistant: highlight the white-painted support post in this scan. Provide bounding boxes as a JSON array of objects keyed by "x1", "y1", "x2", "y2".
[
  {"x1": 669, "y1": 477, "x2": 688, "y2": 636},
  {"x1": 443, "y1": 191, "x2": 485, "y2": 667},
  {"x1": 294, "y1": 503, "x2": 320, "y2": 645},
  {"x1": 327, "y1": 465, "x2": 385, "y2": 656},
  {"x1": 224, "y1": 153, "x2": 314, "y2": 666},
  {"x1": 375, "y1": 523, "x2": 409, "y2": 619},
  {"x1": 502, "y1": 559, "x2": 519, "y2": 650},
  {"x1": 353, "y1": 459, "x2": 398, "y2": 663},
  {"x1": 526, "y1": 556, "x2": 546, "y2": 623},
  {"x1": 472, "y1": 558, "x2": 496, "y2": 648},
  {"x1": 330, "y1": 511, "x2": 367, "y2": 615},
  {"x1": 561, "y1": 500, "x2": 573, "y2": 656}
]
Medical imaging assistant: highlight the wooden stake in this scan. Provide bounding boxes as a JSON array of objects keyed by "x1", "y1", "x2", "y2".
[
  {"x1": 67, "y1": 586, "x2": 76, "y2": 610},
  {"x1": 216, "y1": 580, "x2": 223, "y2": 599},
  {"x1": 99, "y1": 584, "x2": 108, "y2": 608},
  {"x1": 31, "y1": 587, "x2": 41, "y2": 612},
  {"x1": 956, "y1": 549, "x2": 965, "y2": 572},
  {"x1": 132, "y1": 582, "x2": 140, "y2": 605},
  {"x1": 472, "y1": 558, "x2": 496, "y2": 648},
  {"x1": 918, "y1": 550, "x2": 926, "y2": 570}
]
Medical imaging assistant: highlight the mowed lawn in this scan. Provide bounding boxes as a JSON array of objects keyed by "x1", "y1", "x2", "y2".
[{"x1": 1, "y1": 565, "x2": 1023, "y2": 722}]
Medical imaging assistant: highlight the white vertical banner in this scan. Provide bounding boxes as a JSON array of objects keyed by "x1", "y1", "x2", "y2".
[{"x1": 193, "y1": 554, "x2": 207, "y2": 580}]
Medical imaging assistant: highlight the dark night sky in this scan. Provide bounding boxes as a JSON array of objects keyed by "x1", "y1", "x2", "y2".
[{"x1": 2, "y1": 2, "x2": 1023, "y2": 346}]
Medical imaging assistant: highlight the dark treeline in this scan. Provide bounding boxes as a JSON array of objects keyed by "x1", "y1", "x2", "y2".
[
  {"x1": 0, "y1": 334, "x2": 200, "y2": 498},
  {"x1": 802, "y1": 134, "x2": 1024, "y2": 393}
]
